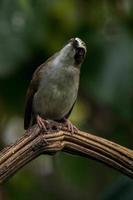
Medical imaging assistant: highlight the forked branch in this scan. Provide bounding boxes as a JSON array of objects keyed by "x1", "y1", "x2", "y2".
[{"x1": 0, "y1": 124, "x2": 133, "y2": 183}]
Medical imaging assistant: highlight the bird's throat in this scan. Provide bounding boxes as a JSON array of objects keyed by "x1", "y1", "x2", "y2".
[{"x1": 53, "y1": 44, "x2": 75, "y2": 68}]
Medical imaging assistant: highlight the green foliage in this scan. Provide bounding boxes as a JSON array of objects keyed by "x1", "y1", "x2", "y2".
[
  {"x1": 101, "y1": 177, "x2": 133, "y2": 200},
  {"x1": 0, "y1": 0, "x2": 133, "y2": 199}
]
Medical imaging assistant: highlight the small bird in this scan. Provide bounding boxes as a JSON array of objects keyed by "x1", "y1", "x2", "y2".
[{"x1": 24, "y1": 38, "x2": 86, "y2": 133}]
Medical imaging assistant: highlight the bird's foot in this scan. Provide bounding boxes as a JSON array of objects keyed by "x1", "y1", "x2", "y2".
[
  {"x1": 36, "y1": 115, "x2": 50, "y2": 132},
  {"x1": 62, "y1": 119, "x2": 78, "y2": 134}
]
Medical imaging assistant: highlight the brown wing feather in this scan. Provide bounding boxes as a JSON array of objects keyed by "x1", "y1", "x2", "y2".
[
  {"x1": 24, "y1": 70, "x2": 41, "y2": 129},
  {"x1": 24, "y1": 87, "x2": 35, "y2": 129},
  {"x1": 24, "y1": 53, "x2": 57, "y2": 129},
  {"x1": 64, "y1": 100, "x2": 76, "y2": 119}
]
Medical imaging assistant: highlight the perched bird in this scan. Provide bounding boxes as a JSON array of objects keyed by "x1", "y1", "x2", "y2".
[{"x1": 24, "y1": 38, "x2": 86, "y2": 133}]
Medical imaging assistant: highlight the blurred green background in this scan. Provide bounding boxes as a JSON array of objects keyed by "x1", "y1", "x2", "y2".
[{"x1": 0, "y1": 0, "x2": 133, "y2": 199}]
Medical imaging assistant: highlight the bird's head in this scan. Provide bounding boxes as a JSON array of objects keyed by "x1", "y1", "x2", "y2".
[
  {"x1": 54, "y1": 37, "x2": 87, "y2": 68},
  {"x1": 69, "y1": 37, "x2": 87, "y2": 65}
]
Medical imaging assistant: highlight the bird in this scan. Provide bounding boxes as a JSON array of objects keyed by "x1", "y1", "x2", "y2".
[{"x1": 24, "y1": 37, "x2": 87, "y2": 133}]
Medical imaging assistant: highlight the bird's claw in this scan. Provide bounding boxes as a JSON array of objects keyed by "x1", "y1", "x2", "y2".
[
  {"x1": 62, "y1": 119, "x2": 78, "y2": 135},
  {"x1": 36, "y1": 115, "x2": 51, "y2": 132}
]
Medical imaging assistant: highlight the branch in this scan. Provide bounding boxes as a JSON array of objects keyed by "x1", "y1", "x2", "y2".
[{"x1": 0, "y1": 123, "x2": 133, "y2": 183}]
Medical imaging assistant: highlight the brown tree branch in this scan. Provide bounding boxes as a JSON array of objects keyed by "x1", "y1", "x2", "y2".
[{"x1": 0, "y1": 124, "x2": 133, "y2": 183}]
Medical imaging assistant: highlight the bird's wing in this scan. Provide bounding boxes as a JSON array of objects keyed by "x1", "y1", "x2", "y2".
[
  {"x1": 24, "y1": 54, "x2": 57, "y2": 129},
  {"x1": 64, "y1": 100, "x2": 76, "y2": 119},
  {"x1": 24, "y1": 65, "x2": 42, "y2": 129}
]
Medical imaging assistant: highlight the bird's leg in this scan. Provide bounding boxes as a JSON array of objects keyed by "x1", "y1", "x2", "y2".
[
  {"x1": 61, "y1": 118, "x2": 79, "y2": 134},
  {"x1": 36, "y1": 115, "x2": 50, "y2": 131}
]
